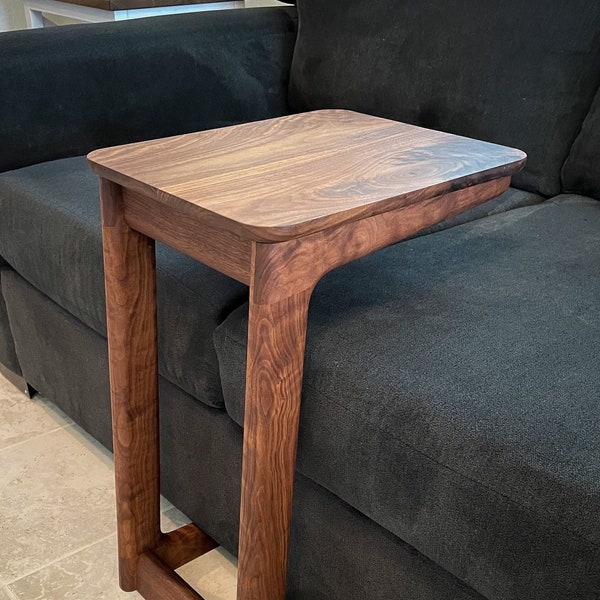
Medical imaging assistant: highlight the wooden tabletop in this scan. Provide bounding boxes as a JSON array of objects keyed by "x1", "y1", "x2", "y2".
[{"x1": 88, "y1": 110, "x2": 526, "y2": 242}]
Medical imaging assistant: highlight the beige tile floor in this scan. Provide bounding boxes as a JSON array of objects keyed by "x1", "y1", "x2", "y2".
[{"x1": 0, "y1": 373, "x2": 237, "y2": 599}]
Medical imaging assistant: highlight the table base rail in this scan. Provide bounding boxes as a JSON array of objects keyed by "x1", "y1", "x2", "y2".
[{"x1": 138, "y1": 550, "x2": 206, "y2": 600}]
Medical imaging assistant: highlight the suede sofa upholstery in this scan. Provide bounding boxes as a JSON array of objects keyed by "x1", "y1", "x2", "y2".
[{"x1": 0, "y1": 2, "x2": 599, "y2": 599}]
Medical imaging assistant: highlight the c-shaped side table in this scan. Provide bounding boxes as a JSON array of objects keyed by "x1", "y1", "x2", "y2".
[{"x1": 87, "y1": 110, "x2": 525, "y2": 600}]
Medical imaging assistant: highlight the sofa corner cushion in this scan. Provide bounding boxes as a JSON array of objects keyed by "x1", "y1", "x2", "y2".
[
  {"x1": 214, "y1": 196, "x2": 600, "y2": 600},
  {"x1": 0, "y1": 157, "x2": 248, "y2": 408},
  {"x1": 289, "y1": 0, "x2": 600, "y2": 197},
  {"x1": 562, "y1": 85, "x2": 600, "y2": 200}
]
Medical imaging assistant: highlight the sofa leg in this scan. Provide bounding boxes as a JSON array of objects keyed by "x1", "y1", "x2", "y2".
[{"x1": 0, "y1": 362, "x2": 31, "y2": 396}]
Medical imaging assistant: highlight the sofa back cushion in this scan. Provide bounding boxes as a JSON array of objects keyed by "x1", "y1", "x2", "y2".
[
  {"x1": 562, "y1": 87, "x2": 600, "y2": 200},
  {"x1": 289, "y1": 0, "x2": 600, "y2": 197},
  {"x1": 0, "y1": 8, "x2": 297, "y2": 174}
]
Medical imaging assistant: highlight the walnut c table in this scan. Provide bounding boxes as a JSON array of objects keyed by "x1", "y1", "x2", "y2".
[{"x1": 87, "y1": 110, "x2": 526, "y2": 600}]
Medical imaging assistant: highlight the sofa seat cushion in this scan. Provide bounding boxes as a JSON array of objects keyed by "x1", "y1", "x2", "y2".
[
  {"x1": 289, "y1": 0, "x2": 600, "y2": 197},
  {"x1": 214, "y1": 195, "x2": 600, "y2": 600},
  {"x1": 0, "y1": 156, "x2": 248, "y2": 407}
]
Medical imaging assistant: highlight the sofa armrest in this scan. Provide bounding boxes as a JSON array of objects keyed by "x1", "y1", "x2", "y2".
[{"x1": 0, "y1": 7, "x2": 297, "y2": 173}]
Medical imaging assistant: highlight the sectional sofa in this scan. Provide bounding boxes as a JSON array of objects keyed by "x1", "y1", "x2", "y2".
[{"x1": 1, "y1": 1, "x2": 599, "y2": 599}]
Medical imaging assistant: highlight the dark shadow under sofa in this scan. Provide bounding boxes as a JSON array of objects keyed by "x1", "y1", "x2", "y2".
[{"x1": 1, "y1": 1, "x2": 600, "y2": 599}]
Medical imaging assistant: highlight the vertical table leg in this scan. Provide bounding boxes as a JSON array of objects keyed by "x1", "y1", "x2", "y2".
[
  {"x1": 100, "y1": 179, "x2": 161, "y2": 591},
  {"x1": 237, "y1": 243, "x2": 314, "y2": 600}
]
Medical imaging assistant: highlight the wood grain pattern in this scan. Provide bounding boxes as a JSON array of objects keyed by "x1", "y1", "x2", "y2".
[
  {"x1": 88, "y1": 110, "x2": 526, "y2": 242},
  {"x1": 100, "y1": 179, "x2": 161, "y2": 591},
  {"x1": 154, "y1": 525, "x2": 218, "y2": 570},
  {"x1": 234, "y1": 178, "x2": 511, "y2": 600},
  {"x1": 123, "y1": 188, "x2": 252, "y2": 284},
  {"x1": 252, "y1": 177, "x2": 510, "y2": 304},
  {"x1": 93, "y1": 111, "x2": 527, "y2": 600},
  {"x1": 237, "y1": 260, "x2": 312, "y2": 600},
  {"x1": 137, "y1": 552, "x2": 204, "y2": 600}
]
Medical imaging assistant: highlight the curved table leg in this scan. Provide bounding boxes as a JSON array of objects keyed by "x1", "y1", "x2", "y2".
[{"x1": 237, "y1": 242, "x2": 313, "y2": 600}]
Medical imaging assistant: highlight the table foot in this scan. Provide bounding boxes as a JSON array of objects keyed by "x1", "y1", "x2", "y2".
[{"x1": 138, "y1": 552, "x2": 205, "y2": 600}]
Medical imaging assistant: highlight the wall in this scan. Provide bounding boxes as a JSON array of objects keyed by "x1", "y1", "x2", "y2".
[
  {"x1": 0, "y1": 0, "x2": 282, "y2": 31},
  {"x1": 0, "y1": 0, "x2": 27, "y2": 31}
]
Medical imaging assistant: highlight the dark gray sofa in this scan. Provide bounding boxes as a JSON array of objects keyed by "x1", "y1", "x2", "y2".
[{"x1": 1, "y1": 1, "x2": 599, "y2": 599}]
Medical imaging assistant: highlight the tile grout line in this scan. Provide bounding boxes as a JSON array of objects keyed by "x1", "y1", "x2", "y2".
[
  {"x1": 0, "y1": 423, "x2": 72, "y2": 454},
  {"x1": 2, "y1": 584, "x2": 18, "y2": 600},
  {"x1": 4, "y1": 504, "x2": 190, "y2": 588},
  {"x1": 0, "y1": 381, "x2": 201, "y2": 596},
  {"x1": 4, "y1": 532, "x2": 119, "y2": 586}
]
